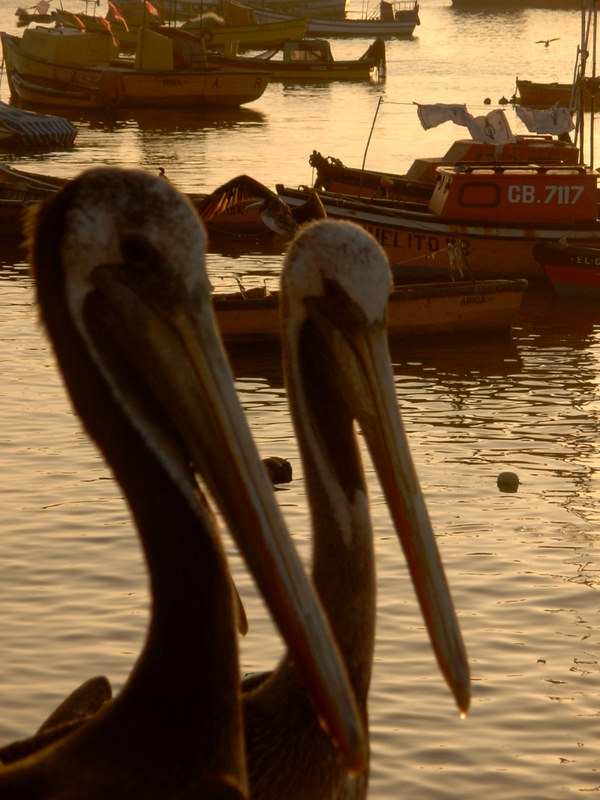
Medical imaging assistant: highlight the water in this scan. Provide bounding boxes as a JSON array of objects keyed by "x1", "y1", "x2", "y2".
[{"x1": 1, "y1": 1, "x2": 600, "y2": 796}]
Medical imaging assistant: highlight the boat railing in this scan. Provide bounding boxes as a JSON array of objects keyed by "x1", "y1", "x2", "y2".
[{"x1": 441, "y1": 162, "x2": 592, "y2": 176}]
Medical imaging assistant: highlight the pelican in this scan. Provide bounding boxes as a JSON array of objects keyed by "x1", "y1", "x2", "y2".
[
  {"x1": 0, "y1": 170, "x2": 365, "y2": 797},
  {"x1": 243, "y1": 220, "x2": 470, "y2": 799},
  {"x1": 194, "y1": 175, "x2": 326, "y2": 237}
]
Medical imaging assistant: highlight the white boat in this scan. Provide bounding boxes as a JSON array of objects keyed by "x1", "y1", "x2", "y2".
[{"x1": 250, "y1": 0, "x2": 419, "y2": 37}]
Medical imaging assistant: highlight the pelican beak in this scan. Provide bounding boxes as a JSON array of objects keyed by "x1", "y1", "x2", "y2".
[
  {"x1": 307, "y1": 294, "x2": 470, "y2": 715},
  {"x1": 87, "y1": 249, "x2": 367, "y2": 775}
]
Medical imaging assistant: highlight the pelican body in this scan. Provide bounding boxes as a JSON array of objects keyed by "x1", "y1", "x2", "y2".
[
  {"x1": 0, "y1": 171, "x2": 365, "y2": 797},
  {"x1": 243, "y1": 220, "x2": 470, "y2": 799}
]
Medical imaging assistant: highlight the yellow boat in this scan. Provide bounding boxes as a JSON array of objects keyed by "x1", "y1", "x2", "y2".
[
  {"x1": 213, "y1": 279, "x2": 528, "y2": 343},
  {"x1": 0, "y1": 26, "x2": 270, "y2": 109}
]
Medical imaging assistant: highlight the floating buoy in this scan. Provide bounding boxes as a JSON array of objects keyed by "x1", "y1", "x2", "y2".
[
  {"x1": 262, "y1": 456, "x2": 293, "y2": 486},
  {"x1": 483, "y1": 97, "x2": 491, "y2": 105},
  {"x1": 497, "y1": 471, "x2": 520, "y2": 493}
]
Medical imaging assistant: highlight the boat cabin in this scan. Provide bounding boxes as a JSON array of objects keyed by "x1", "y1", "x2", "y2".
[
  {"x1": 428, "y1": 164, "x2": 599, "y2": 224},
  {"x1": 405, "y1": 136, "x2": 580, "y2": 184},
  {"x1": 17, "y1": 26, "x2": 118, "y2": 65},
  {"x1": 257, "y1": 39, "x2": 333, "y2": 63}
]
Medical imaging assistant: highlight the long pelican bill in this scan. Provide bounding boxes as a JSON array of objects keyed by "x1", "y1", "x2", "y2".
[
  {"x1": 85, "y1": 244, "x2": 367, "y2": 773},
  {"x1": 304, "y1": 288, "x2": 471, "y2": 715}
]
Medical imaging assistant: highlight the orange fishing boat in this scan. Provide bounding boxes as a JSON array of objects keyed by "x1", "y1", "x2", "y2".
[
  {"x1": 277, "y1": 163, "x2": 600, "y2": 281},
  {"x1": 308, "y1": 136, "x2": 580, "y2": 203}
]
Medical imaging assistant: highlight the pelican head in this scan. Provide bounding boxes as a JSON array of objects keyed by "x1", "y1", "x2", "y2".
[{"x1": 281, "y1": 219, "x2": 471, "y2": 715}]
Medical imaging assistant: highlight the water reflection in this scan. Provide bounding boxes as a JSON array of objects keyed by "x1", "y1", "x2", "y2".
[{"x1": 82, "y1": 105, "x2": 267, "y2": 132}]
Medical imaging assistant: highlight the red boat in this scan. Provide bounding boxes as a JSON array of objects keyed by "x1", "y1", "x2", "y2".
[{"x1": 533, "y1": 241, "x2": 600, "y2": 299}]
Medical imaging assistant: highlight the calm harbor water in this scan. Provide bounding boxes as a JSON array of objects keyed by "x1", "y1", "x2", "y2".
[{"x1": 1, "y1": 0, "x2": 600, "y2": 796}]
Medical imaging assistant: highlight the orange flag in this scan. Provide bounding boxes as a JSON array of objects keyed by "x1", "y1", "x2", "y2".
[
  {"x1": 107, "y1": 0, "x2": 129, "y2": 30},
  {"x1": 100, "y1": 16, "x2": 119, "y2": 48},
  {"x1": 71, "y1": 13, "x2": 86, "y2": 31}
]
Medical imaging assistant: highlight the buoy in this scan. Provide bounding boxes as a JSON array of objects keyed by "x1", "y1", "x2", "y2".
[
  {"x1": 497, "y1": 471, "x2": 520, "y2": 493},
  {"x1": 262, "y1": 456, "x2": 293, "y2": 486}
]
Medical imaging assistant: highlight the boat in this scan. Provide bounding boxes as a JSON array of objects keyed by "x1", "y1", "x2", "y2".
[
  {"x1": 451, "y1": 0, "x2": 582, "y2": 9},
  {"x1": 213, "y1": 278, "x2": 528, "y2": 343},
  {"x1": 201, "y1": 35, "x2": 386, "y2": 82},
  {"x1": 114, "y1": 0, "x2": 346, "y2": 23},
  {"x1": 533, "y1": 240, "x2": 600, "y2": 299},
  {"x1": 249, "y1": 0, "x2": 420, "y2": 38},
  {"x1": 512, "y1": 77, "x2": 600, "y2": 110},
  {"x1": 179, "y1": 16, "x2": 310, "y2": 53},
  {"x1": 0, "y1": 101, "x2": 76, "y2": 150},
  {"x1": 0, "y1": 166, "x2": 324, "y2": 239},
  {"x1": 309, "y1": 134, "x2": 580, "y2": 202},
  {"x1": 0, "y1": 26, "x2": 270, "y2": 110},
  {"x1": 276, "y1": 163, "x2": 600, "y2": 282}
]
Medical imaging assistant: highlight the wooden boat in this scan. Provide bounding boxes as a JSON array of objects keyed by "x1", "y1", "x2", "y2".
[
  {"x1": 533, "y1": 240, "x2": 600, "y2": 299},
  {"x1": 202, "y1": 35, "x2": 386, "y2": 82},
  {"x1": 309, "y1": 135, "x2": 580, "y2": 202},
  {"x1": 513, "y1": 76, "x2": 600, "y2": 110},
  {"x1": 0, "y1": 101, "x2": 76, "y2": 150},
  {"x1": 249, "y1": 0, "x2": 420, "y2": 38},
  {"x1": 276, "y1": 163, "x2": 600, "y2": 282},
  {"x1": 0, "y1": 166, "x2": 324, "y2": 239},
  {"x1": 0, "y1": 27, "x2": 270, "y2": 110},
  {"x1": 213, "y1": 278, "x2": 528, "y2": 343},
  {"x1": 180, "y1": 16, "x2": 310, "y2": 52},
  {"x1": 113, "y1": 0, "x2": 346, "y2": 23},
  {"x1": 451, "y1": 0, "x2": 582, "y2": 9}
]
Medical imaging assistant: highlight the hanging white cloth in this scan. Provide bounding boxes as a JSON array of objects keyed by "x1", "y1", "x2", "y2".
[
  {"x1": 416, "y1": 103, "x2": 516, "y2": 144},
  {"x1": 515, "y1": 104, "x2": 575, "y2": 136}
]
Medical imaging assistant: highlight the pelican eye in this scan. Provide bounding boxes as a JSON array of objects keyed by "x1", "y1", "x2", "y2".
[
  {"x1": 316, "y1": 276, "x2": 367, "y2": 336},
  {"x1": 120, "y1": 231, "x2": 161, "y2": 272}
]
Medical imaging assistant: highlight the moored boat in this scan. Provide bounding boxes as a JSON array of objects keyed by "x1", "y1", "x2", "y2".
[
  {"x1": 533, "y1": 240, "x2": 600, "y2": 299},
  {"x1": 180, "y1": 16, "x2": 310, "y2": 52},
  {"x1": 0, "y1": 102, "x2": 76, "y2": 150},
  {"x1": 213, "y1": 278, "x2": 528, "y2": 343},
  {"x1": 0, "y1": 26, "x2": 270, "y2": 110},
  {"x1": 277, "y1": 163, "x2": 600, "y2": 282},
  {"x1": 201, "y1": 35, "x2": 386, "y2": 82},
  {"x1": 513, "y1": 76, "x2": 600, "y2": 110},
  {"x1": 0, "y1": 166, "x2": 324, "y2": 239},
  {"x1": 250, "y1": 0, "x2": 420, "y2": 38},
  {"x1": 309, "y1": 135, "x2": 580, "y2": 202}
]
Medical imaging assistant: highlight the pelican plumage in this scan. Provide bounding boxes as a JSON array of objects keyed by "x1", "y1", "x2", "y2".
[
  {"x1": 243, "y1": 220, "x2": 470, "y2": 799},
  {"x1": 0, "y1": 170, "x2": 365, "y2": 797}
]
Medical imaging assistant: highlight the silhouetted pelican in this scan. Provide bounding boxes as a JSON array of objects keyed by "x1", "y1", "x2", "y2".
[
  {"x1": 243, "y1": 220, "x2": 470, "y2": 799},
  {"x1": 194, "y1": 174, "x2": 325, "y2": 237},
  {"x1": 0, "y1": 170, "x2": 365, "y2": 797}
]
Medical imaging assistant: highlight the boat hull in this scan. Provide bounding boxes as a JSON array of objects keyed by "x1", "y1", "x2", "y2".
[
  {"x1": 252, "y1": 6, "x2": 418, "y2": 36},
  {"x1": 276, "y1": 185, "x2": 600, "y2": 281},
  {"x1": 214, "y1": 279, "x2": 527, "y2": 343},
  {"x1": 533, "y1": 241, "x2": 600, "y2": 299},
  {"x1": 180, "y1": 19, "x2": 310, "y2": 51},
  {"x1": 0, "y1": 31, "x2": 270, "y2": 109}
]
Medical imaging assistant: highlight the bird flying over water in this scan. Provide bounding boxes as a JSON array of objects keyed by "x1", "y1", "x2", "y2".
[{"x1": 536, "y1": 37, "x2": 559, "y2": 46}]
